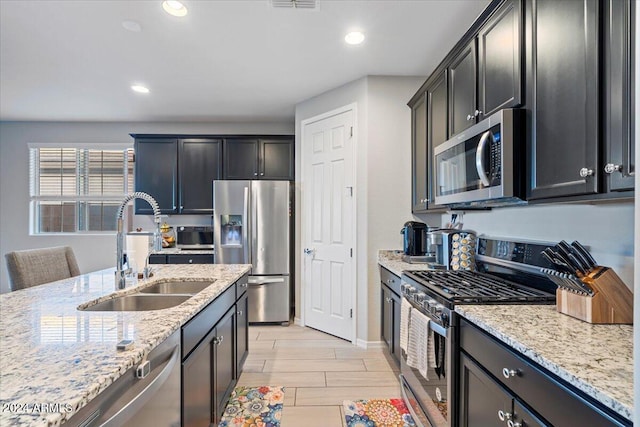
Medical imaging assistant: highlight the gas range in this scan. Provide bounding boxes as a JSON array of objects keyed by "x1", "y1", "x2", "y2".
[{"x1": 400, "y1": 236, "x2": 557, "y2": 328}]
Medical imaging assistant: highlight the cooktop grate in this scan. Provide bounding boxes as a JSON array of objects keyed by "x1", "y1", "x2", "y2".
[{"x1": 404, "y1": 270, "x2": 555, "y2": 304}]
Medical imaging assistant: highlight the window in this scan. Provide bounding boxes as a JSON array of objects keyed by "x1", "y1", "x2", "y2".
[{"x1": 29, "y1": 146, "x2": 134, "y2": 234}]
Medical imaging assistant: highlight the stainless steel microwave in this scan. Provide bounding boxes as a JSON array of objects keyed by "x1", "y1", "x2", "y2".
[
  {"x1": 176, "y1": 226, "x2": 214, "y2": 249},
  {"x1": 434, "y1": 108, "x2": 526, "y2": 207}
]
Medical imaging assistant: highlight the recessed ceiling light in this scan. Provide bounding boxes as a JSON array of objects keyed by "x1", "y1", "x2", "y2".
[
  {"x1": 162, "y1": 1, "x2": 188, "y2": 17},
  {"x1": 344, "y1": 31, "x2": 365, "y2": 45},
  {"x1": 131, "y1": 85, "x2": 150, "y2": 94},
  {"x1": 122, "y1": 20, "x2": 142, "y2": 32}
]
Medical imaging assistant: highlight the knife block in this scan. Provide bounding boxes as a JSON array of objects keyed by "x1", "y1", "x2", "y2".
[{"x1": 556, "y1": 267, "x2": 633, "y2": 324}]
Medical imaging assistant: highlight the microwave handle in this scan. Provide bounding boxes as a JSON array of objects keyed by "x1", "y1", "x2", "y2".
[{"x1": 475, "y1": 130, "x2": 492, "y2": 187}]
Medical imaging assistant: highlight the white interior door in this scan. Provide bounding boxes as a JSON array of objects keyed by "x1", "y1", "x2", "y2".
[{"x1": 302, "y1": 108, "x2": 355, "y2": 341}]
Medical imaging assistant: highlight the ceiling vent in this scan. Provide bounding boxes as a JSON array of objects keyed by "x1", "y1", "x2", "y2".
[{"x1": 270, "y1": 0, "x2": 317, "y2": 9}]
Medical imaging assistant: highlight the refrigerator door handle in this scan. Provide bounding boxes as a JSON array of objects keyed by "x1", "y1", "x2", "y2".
[
  {"x1": 243, "y1": 186, "x2": 250, "y2": 264},
  {"x1": 248, "y1": 277, "x2": 286, "y2": 285}
]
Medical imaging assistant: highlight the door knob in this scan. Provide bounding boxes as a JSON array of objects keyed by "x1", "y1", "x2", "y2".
[{"x1": 304, "y1": 248, "x2": 314, "y2": 255}]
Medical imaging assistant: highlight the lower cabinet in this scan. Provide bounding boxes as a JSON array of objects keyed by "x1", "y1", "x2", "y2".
[
  {"x1": 181, "y1": 274, "x2": 248, "y2": 427},
  {"x1": 458, "y1": 317, "x2": 631, "y2": 427},
  {"x1": 148, "y1": 253, "x2": 213, "y2": 264},
  {"x1": 379, "y1": 267, "x2": 401, "y2": 367}
]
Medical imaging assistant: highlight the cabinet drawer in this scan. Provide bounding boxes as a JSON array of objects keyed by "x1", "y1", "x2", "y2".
[
  {"x1": 167, "y1": 254, "x2": 213, "y2": 264},
  {"x1": 379, "y1": 267, "x2": 401, "y2": 295},
  {"x1": 182, "y1": 283, "x2": 236, "y2": 359},
  {"x1": 148, "y1": 254, "x2": 167, "y2": 264},
  {"x1": 459, "y1": 318, "x2": 629, "y2": 426},
  {"x1": 235, "y1": 274, "x2": 248, "y2": 299}
]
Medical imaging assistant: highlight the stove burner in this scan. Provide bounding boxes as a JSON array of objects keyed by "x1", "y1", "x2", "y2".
[{"x1": 404, "y1": 270, "x2": 555, "y2": 305}]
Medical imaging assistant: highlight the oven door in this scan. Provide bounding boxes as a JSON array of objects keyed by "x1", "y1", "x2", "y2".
[{"x1": 400, "y1": 306, "x2": 450, "y2": 427}]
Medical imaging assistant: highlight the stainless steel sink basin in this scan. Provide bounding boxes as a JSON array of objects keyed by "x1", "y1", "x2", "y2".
[
  {"x1": 138, "y1": 280, "x2": 214, "y2": 295},
  {"x1": 80, "y1": 294, "x2": 191, "y2": 312}
]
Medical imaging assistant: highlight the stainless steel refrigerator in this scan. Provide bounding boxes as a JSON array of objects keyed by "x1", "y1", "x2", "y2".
[{"x1": 213, "y1": 180, "x2": 290, "y2": 324}]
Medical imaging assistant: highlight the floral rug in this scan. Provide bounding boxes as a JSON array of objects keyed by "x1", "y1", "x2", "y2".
[
  {"x1": 219, "y1": 386, "x2": 284, "y2": 427},
  {"x1": 343, "y1": 399, "x2": 416, "y2": 427}
]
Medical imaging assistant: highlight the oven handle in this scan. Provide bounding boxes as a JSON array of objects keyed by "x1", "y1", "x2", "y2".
[
  {"x1": 400, "y1": 375, "x2": 426, "y2": 427},
  {"x1": 401, "y1": 295, "x2": 448, "y2": 338},
  {"x1": 475, "y1": 130, "x2": 492, "y2": 187}
]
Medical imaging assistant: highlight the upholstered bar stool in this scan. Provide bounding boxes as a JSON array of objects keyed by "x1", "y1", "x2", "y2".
[{"x1": 5, "y1": 246, "x2": 80, "y2": 291}]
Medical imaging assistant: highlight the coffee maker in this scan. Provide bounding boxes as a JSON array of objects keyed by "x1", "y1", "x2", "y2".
[{"x1": 401, "y1": 221, "x2": 437, "y2": 263}]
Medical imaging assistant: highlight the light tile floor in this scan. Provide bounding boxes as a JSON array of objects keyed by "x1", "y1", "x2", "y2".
[{"x1": 237, "y1": 324, "x2": 401, "y2": 427}]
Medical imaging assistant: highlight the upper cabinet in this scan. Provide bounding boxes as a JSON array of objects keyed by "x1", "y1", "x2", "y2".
[
  {"x1": 134, "y1": 134, "x2": 293, "y2": 215},
  {"x1": 527, "y1": 0, "x2": 600, "y2": 200},
  {"x1": 223, "y1": 138, "x2": 294, "y2": 180},
  {"x1": 449, "y1": 0, "x2": 523, "y2": 135},
  {"x1": 410, "y1": 92, "x2": 428, "y2": 213}
]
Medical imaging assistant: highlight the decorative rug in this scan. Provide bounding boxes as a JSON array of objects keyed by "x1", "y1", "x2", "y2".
[
  {"x1": 219, "y1": 386, "x2": 285, "y2": 427},
  {"x1": 343, "y1": 399, "x2": 416, "y2": 427}
]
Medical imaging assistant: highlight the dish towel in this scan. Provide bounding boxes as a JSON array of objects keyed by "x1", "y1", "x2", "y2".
[
  {"x1": 406, "y1": 308, "x2": 431, "y2": 380},
  {"x1": 400, "y1": 297, "x2": 412, "y2": 353}
]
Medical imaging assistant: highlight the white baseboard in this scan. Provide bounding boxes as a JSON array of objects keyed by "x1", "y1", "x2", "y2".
[
  {"x1": 293, "y1": 317, "x2": 303, "y2": 326},
  {"x1": 355, "y1": 339, "x2": 385, "y2": 349}
]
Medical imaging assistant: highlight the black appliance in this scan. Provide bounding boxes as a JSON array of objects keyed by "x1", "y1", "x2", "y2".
[
  {"x1": 401, "y1": 221, "x2": 429, "y2": 256},
  {"x1": 176, "y1": 226, "x2": 214, "y2": 250},
  {"x1": 399, "y1": 236, "x2": 557, "y2": 427},
  {"x1": 434, "y1": 108, "x2": 525, "y2": 207}
]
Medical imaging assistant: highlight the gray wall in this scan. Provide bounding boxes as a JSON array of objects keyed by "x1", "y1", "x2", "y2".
[{"x1": 0, "y1": 121, "x2": 293, "y2": 293}]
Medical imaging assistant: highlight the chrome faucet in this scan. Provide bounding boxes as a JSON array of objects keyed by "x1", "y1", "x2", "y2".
[{"x1": 115, "y1": 192, "x2": 162, "y2": 289}]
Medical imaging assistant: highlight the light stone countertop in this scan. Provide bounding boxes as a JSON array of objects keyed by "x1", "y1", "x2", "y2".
[
  {"x1": 377, "y1": 249, "x2": 435, "y2": 276},
  {"x1": 0, "y1": 264, "x2": 251, "y2": 427},
  {"x1": 455, "y1": 305, "x2": 633, "y2": 422}
]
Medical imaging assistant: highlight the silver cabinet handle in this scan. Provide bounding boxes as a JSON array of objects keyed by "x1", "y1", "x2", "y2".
[
  {"x1": 214, "y1": 336, "x2": 224, "y2": 345},
  {"x1": 240, "y1": 282, "x2": 248, "y2": 288},
  {"x1": 386, "y1": 279, "x2": 393, "y2": 284},
  {"x1": 188, "y1": 259, "x2": 193, "y2": 264},
  {"x1": 604, "y1": 163, "x2": 622, "y2": 174},
  {"x1": 502, "y1": 368, "x2": 519, "y2": 378},
  {"x1": 474, "y1": 109, "x2": 483, "y2": 117},
  {"x1": 579, "y1": 168, "x2": 594, "y2": 178},
  {"x1": 507, "y1": 420, "x2": 522, "y2": 427},
  {"x1": 237, "y1": 310, "x2": 243, "y2": 316},
  {"x1": 498, "y1": 410, "x2": 512, "y2": 421},
  {"x1": 260, "y1": 172, "x2": 265, "y2": 176},
  {"x1": 466, "y1": 114, "x2": 475, "y2": 121},
  {"x1": 385, "y1": 297, "x2": 392, "y2": 303},
  {"x1": 253, "y1": 172, "x2": 258, "y2": 176}
]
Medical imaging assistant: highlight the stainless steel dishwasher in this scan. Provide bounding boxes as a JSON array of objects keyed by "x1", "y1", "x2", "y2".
[{"x1": 67, "y1": 331, "x2": 181, "y2": 427}]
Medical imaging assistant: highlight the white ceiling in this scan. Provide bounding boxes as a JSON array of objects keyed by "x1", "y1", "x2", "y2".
[{"x1": 0, "y1": 0, "x2": 490, "y2": 122}]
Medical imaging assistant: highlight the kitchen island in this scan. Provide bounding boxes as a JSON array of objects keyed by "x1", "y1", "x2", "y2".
[{"x1": 0, "y1": 263, "x2": 251, "y2": 426}]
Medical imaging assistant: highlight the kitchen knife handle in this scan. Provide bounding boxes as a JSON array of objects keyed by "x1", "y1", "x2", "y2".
[
  {"x1": 566, "y1": 253, "x2": 587, "y2": 275},
  {"x1": 571, "y1": 241, "x2": 598, "y2": 267}
]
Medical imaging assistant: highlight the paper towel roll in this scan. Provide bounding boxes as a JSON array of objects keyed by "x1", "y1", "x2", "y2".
[{"x1": 126, "y1": 233, "x2": 152, "y2": 270}]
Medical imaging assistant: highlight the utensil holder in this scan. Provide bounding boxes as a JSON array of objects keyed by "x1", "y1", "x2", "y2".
[{"x1": 554, "y1": 267, "x2": 633, "y2": 324}]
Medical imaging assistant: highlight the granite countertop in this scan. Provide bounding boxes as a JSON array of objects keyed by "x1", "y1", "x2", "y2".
[
  {"x1": 378, "y1": 249, "x2": 435, "y2": 276},
  {"x1": 0, "y1": 264, "x2": 251, "y2": 427},
  {"x1": 151, "y1": 248, "x2": 215, "y2": 255},
  {"x1": 456, "y1": 305, "x2": 633, "y2": 421}
]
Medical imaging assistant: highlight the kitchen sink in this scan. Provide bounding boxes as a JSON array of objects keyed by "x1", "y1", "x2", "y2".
[
  {"x1": 138, "y1": 280, "x2": 214, "y2": 295},
  {"x1": 79, "y1": 294, "x2": 191, "y2": 312}
]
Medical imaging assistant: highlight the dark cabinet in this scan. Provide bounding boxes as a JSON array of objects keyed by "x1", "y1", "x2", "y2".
[
  {"x1": 426, "y1": 71, "x2": 449, "y2": 211},
  {"x1": 182, "y1": 325, "x2": 216, "y2": 427},
  {"x1": 213, "y1": 308, "x2": 236, "y2": 423},
  {"x1": 134, "y1": 138, "x2": 178, "y2": 214},
  {"x1": 410, "y1": 92, "x2": 428, "y2": 213},
  {"x1": 604, "y1": 0, "x2": 635, "y2": 192},
  {"x1": 379, "y1": 267, "x2": 401, "y2": 367},
  {"x1": 448, "y1": 40, "x2": 477, "y2": 136},
  {"x1": 167, "y1": 253, "x2": 213, "y2": 264},
  {"x1": 236, "y1": 292, "x2": 249, "y2": 374},
  {"x1": 134, "y1": 137, "x2": 222, "y2": 214},
  {"x1": 459, "y1": 353, "x2": 547, "y2": 427},
  {"x1": 478, "y1": 0, "x2": 523, "y2": 118},
  {"x1": 527, "y1": 0, "x2": 600, "y2": 200},
  {"x1": 458, "y1": 317, "x2": 631, "y2": 427},
  {"x1": 179, "y1": 138, "x2": 222, "y2": 214},
  {"x1": 224, "y1": 138, "x2": 294, "y2": 180}
]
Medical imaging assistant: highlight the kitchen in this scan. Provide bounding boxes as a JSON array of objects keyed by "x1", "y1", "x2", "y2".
[{"x1": 0, "y1": 0, "x2": 638, "y2": 426}]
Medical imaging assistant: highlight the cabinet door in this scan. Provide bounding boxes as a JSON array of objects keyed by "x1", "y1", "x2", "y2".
[
  {"x1": 224, "y1": 139, "x2": 259, "y2": 179},
  {"x1": 390, "y1": 289, "x2": 401, "y2": 364},
  {"x1": 449, "y1": 40, "x2": 477, "y2": 136},
  {"x1": 182, "y1": 327, "x2": 215, "y2": 427},
  {"x1": 427, "y1": 71, "x2": 448, "y2": 211},
  {"x1": 513, "y1": 401, "x2": 548, "y2": 427},
  {"x1": 213, "y1": 308, "x2": 236, "y2": 424},
  {"x1": 381, "y1": 286, "x2": 393, "y2": 352},
  {"x1": 459, "y1": 353, "x2": 513, "y2": 427},
  {"x1": 478, "y1": 0, "x2": 523, "y2": 117},
  {"x1": 236, "y1": 292, "x2": 249, "y2": 375},
  {"x1": 179, "y1": 138, "x2": 222, "y2": 213},
  {"x1": 134, "y1": 138, "x2": 178, "y2": 214},
  {"x1": 260, "y1": 139, "x2": 294, "y2": 180},
  {"x1": 167, "y1": 254, "x2": 213, "y2": 264},
  {"x1": 604, "y1": 0, "x2": 635, "y2": 192},
  {"x1": 527, "y1": 0, "x2": 599, "y2": 200},
  {"x1": 411, "y1": 92, "x2": 428, "y2": 213}
]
